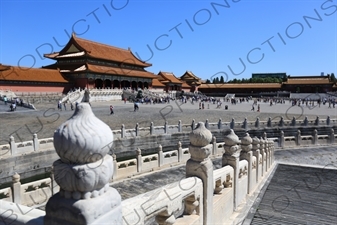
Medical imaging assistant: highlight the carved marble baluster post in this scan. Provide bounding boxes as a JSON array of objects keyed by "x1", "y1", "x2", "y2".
[
  {"x1": 240, "y1": 133, "x2": 253, "y2": 194},
  {"x1": 9, "y1": 136, "x2": 16, "y2": 156},
  {"x1": 177, "y1": 141, "x2": 182, "y2": 162},
  {"x1": 178, "y1": 120, "x2": 182, "y2": 132},
  {"x1": 303, "y1": 116, "x2": 308, "y2": 126},
  {"x1": 279, "y1": 130, "x2": 285, "y2": 148},
  {"x1": 33, "y1": 133, "x2": 39, "y2": 151},
  {"x1": 252, "y1": 137, "x2": 260, "y2": 182},
  {"x1": 212, "y1": 136, "x2": 217, "y2": 156},
  {"x1": 186, "y1": 122, "x2": 213, "y2": 225},
  {"x1": 158, "y1": 144, "x2": 164, "y2": 167},
  {"x1": 136, "y1": 148, "x2": 142, "y2": 173},
  {"x1": 45, "y1": 103, "x2": 122, "y2": 225},
  {"x1": 330, "y1": 128, "x2": 335, "y2": 144},
  {"x1": 296, "y1": 130, "x2": 301, "y2": 146},
  {"x1": 11, "y1": 173, "x2": 21, "y2": 204},
  {"x1": 313, "y1": 129, "x2": 318, "y2": 145},
  {"x1": 222, "y1": 129, "x2": 241, "y2": 210},
  {"x1": 260, "y1": 137, "x2": 265, "y2": 177},
  {"x1": 262, "y1": 138, "x2": 268, "y2": 173},
  {"x1": 150, "y1": 122, "x2": 154, "y2": 135}
]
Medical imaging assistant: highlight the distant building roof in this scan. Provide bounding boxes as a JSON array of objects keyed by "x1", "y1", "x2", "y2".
[
  {"x1": 157, "y1": 71, "x2": 183, "y2": 84},
  {"x1": 152, "y1": 78, "x2": 166, "y2": 87},
  {"x1": 44, "y1": 33, "x2": 151, "y2": 67},
  {"x1": 60, "y1": 63, "x2": 157, "y2": 79},
  {"x1": 285, "y1": 76, "x2": 332, "y2": 85},
  {"x1": 199, "y1": 83, "x2": 282, "y2": 89},
  {"x1": 0, "y1": 64, "x2": 68, "y2": 83}
]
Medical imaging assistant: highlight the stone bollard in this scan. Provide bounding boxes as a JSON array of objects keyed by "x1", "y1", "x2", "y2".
[
  {"x1": 121, "y1": 124, "x2": 125, "y2": 138},
  {"x1": 205, "y1": 119, "x2": 209, "y2": 129},
  {"x1": 218, "y1": 118, "x2": 223, "y2": 130},
  {"x1": 330, "y1": 128, "x2": 335, "y2": 144},
  {"x1": 230, "y1": 118, "x2": 235, "y2": 129},
  {"x1": 267, "y1": 117, "x2": 272, "y2": 127},
  {"x1": 327, "y1": 116, "x2": 330, "y2": 126},
  {"x1": 158, "y1": 145, "x2": 164, "y2": 167},
  {"x1": 315, "y1": 116, "x2": 319, "y2": 126},
  {"x1": 177, "y1": 141, "x2": 183, "y2": 162},
  {"x1": 150, "y1": 122, "x2": 154, "y2": 135},
  {"x1": 240, "y1": 133, "x2": 253, "y2": 194},
  {"x1": 252, "y1": 137, "x2": 261, "y2": 182},
  {"x1": 136, "y1": 148, "x2": 142, "y2": 172},
  {"x1": 296, "y1": 130, "x2": 301, "y2": 146},
  {"x1": 212, "y1": 136, "x2": 217, "y2": 155},
  {"x1": 33, "y1": 133, "x2": 39, "y2": 151},
  {"x1": 45, "y1": 103, "x2": 122, "y2": 225},
  {"x1": 11, "y1": 173, "x2": 21, "y2": 204},
  {"x1": 178, "y1": 120, "x2": 182, "y2": 132},
  {"x1": 303, "y1": 116, "x2": 308, "y2": 126},
  {"x1": 291, "y1": 117, "x2": 296, "y2": 126},
  {"x1": 313, "y1": 129, "x2": 318, "y2": 145},
  {"x1": 9, "y1": 136, "x2": 17, "y2": 155},
  {"x1": 243, "y1": 118, "x2": 248, "y2": 130},
  {"x1": 279, "y1": 131, "x2": 285, "y2": 148},
  {"x1": 186, "y1": 122, "x2": 213, "y2": 225},
  {"x1": 255, "y1": 117, "x2": 260, "y2": 128},
  {"x1": 222, "y1": 129, "x2": 241, "y2": 210},
  {"x1": 279, "y1": 117, "x2": 284, "y2": 127},
  {"x1": 135, "y1": 123, "x2": 139, "y2": 136}
]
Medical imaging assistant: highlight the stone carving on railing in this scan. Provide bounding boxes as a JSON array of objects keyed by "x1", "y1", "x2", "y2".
[
  {"x1": 186, "y1": 122, "x2": 213, "y2": 225},
  {"x1": 240, "y1": 133, "x2": 254, "y2": 193},
  {"x1": 223, "y1": 129, "x2": 241, "y2": 209},
  {"x1": 45, "y1": 103, "x2": 122, "y2": 225}
]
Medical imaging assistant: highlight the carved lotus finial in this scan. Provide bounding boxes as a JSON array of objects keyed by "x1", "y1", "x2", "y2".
[
  {"x1": 53, "y1": 103, "x2": 113, "y2": 164},
  {"x1": 252, "y1": 136, "x2": 260, "y2": 145},
  {"x1": 224, "y1": 129, "x2": 240, "y2": 146},
  {"x1": 241, "y1": 133, "x2": 252, "y2": 145},
  {"x1": 189, "y1": 122, "x2": 212, "y2": 147}
]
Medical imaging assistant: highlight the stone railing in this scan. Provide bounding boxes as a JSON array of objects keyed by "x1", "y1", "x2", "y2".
[
  {"x1": 121, "y1": 126, "x2": 275, "y2": 225},
  {"x1": 1, "y1": 116, "x2": 337, "y2": 159},
  {"x1": 61, "y1": 88, "x2": 123, "y2": 103},
  {"x1": 0, "y1": 172, "x2": 59, "y2": 208},
  {"x1": 0, "y1": 134, "x2": 54, "y2": 158},
  {"x1": 89, "y1": 88, "x2": 123, "y2": 102},
  {"x1": 0, "y1": 104, "x2": 276, "y2": 225},
  {"x1": 0, "y1": 95, "x2": 36, "y2": 110}
]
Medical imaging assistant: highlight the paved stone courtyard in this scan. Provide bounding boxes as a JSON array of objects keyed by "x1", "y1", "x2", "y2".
[{"x1": 1, "y1": 99, "x2": 337, "y2": 142}]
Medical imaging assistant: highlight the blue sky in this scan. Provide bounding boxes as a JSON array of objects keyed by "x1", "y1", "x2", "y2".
[{"x1": 0, "y1": 0, "x2": 336, "y2": 81}]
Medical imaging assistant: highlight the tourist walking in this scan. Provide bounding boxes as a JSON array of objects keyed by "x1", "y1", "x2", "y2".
[
  {"x1": 58, "y1": 100, "x2": 62, "y2": 111},
  {"x1": 63, "y1": 102, "x2": 67, "y2": 111},
  {"x1": 3, "y1": 96, "x2": 7, "y2": 105},
  {"x1": 257, "y1": 104, "x2": 260, "y2": 112},
  {"x1": 134, "y1": 102, "x2": 139, "y2": 111},
  {"x1": 110, "y1": 105, "x2": 114, "y2": 115}
]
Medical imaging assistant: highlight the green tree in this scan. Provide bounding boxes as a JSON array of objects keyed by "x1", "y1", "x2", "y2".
[
  {"x1": 205, "y1": 79, "x2": 211, "y2": 84},
  {"x1": 331, "y1": 73, "x2": 336, "y2": 82},
  {"x1": 220, "y1": 76, "x2": 224, "y2": 83}
]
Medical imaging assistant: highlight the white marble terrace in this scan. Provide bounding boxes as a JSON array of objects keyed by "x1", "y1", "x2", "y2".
[{"x1": 0, "y1": 102, "x2": 278, "y2": 225}]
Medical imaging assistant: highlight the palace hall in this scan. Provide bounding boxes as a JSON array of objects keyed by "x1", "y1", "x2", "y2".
[{"x1": 0, "y1": 34, "x2": 335, "y2": 95}]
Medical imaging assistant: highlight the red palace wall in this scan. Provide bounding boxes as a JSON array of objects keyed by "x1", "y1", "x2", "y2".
[{"x1": 0, "y1": 84, "x2": 71, "y2": 93}]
